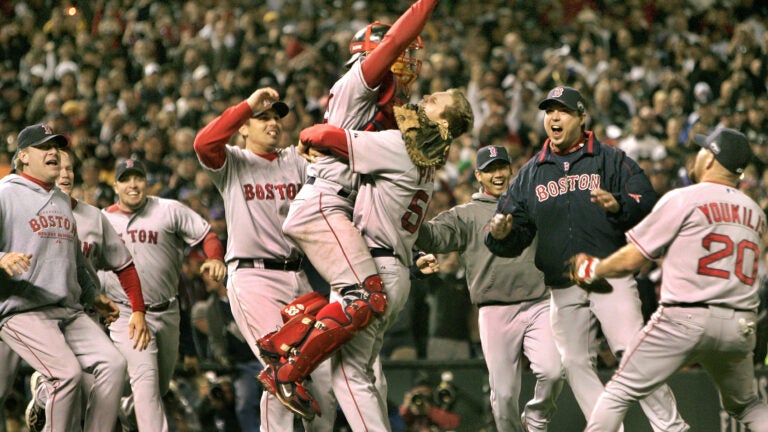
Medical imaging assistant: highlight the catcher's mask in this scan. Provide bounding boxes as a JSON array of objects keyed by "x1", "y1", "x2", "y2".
[{"x1": 346, "y1": 22, "x2": 423, "y2": 91}]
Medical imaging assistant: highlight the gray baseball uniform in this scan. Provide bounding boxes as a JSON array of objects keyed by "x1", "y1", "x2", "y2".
[
  {"x1": 416, "y1": 191, "x2": 563, "y2": 432},
  {"x1": 282, "y1": 0, "x2": 438, "y2": 292},
  {"x1": 587, "y1": 182, "x2": 768, "y2": 431},
  {"x1": 0, "y1": 174, "x2": 125, "y2": 432},
  {"x1": 194, "y1": 100, "x2": 336, "y2": 432},
  {"x1": 101, "y1": 196, "x2": 212, "y2": 432},
  {"x1": 321, "y1": 128, "x2": 437, "y2": 431},
  {"x1": 0, "y1": 341, "x2": 20, "y2": 432}
]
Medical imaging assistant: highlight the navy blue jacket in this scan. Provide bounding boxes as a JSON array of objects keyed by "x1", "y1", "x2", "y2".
[{"x1": 485, "y1": 131, "x2": 658, "y2": 287}]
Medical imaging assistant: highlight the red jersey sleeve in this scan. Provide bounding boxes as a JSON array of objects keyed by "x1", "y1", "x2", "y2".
[
  {"x1": 115, "y1": 263, "x2": 146, "y2": 312},
  {"x1": 194, "y1": 101, "x2": 254, "y2": 169},
  {"x1": 299, "y1": 124, "x2": 349, "y2": 159},
  {"x1": 361, "y1": 0, "x2": 439, "y2": 86}
]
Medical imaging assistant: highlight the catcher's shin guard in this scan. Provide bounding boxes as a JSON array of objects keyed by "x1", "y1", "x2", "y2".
[
  {"x1": 276, "y1": 274, "x2": 387, "y2": 383},
  {"x1": 257, "y1": 313, "x2": 317, "y2": 364},
  {"x1": 281, "y1": 292, "x2": 329, "y2": 323}
]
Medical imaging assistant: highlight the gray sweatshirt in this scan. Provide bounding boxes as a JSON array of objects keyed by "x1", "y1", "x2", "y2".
[
  {"x1": 0, "y1": 175, "x2": 98, "y2": 325},
  {"x1": 416, "y1": 191, "x2": 547, "y2": 306}
]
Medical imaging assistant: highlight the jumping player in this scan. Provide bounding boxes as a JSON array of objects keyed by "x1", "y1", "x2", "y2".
[
  {"x1": 416, "y1": 145, "x2": 564, "y2": 432},
  {"x1": 101, "y1": 158, "x2": 226, "y2": 432},
  {"x1": 270, "y1": 0, "x2": 438, "y2": 418},
  {"x1": 193, "y1": 86, "x2": 336, "y2": 431},
  {"x1": 260, "y1": 88, "x2": 474, "y2": 429},
  {"x1": 572, "y1": 128, "x2": 768, "y2": 431},
  {"x1": 486, "y1": 87, "x2": 689, "y2": 431},
  {"x1": 0, "y1": 124, "x2": 126, "y2": 432}
]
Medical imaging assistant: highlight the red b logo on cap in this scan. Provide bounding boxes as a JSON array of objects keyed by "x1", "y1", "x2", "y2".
[
  {"x1": 41, "y1": 124, "x2": 53, "y2": 135},
  {"x1": 551, "y1": 87, "x2": 564, "y2": 98}
]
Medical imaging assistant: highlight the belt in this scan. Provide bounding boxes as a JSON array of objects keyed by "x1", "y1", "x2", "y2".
[
  {"x1": 661, "y1": 302, "x2": 753, "y2": 313},
  {"x1": 306, "y1": 176, "x2": 354, "y2": 199},
  {"x1": 370, "y1": 248, "x2": 396, "y2": 258},
  {"x1": 118, "y1": 298, "x2": 176, "y2": 312},
  {"x1": 146, "y1": 299, "x2": 175, "y2": 312},
  {"x1": 236, "y1": 258, "x2": 302, "y2": 271}
]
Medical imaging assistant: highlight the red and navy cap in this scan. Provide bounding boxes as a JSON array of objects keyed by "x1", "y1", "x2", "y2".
[
  {"x1": 476, "y1": 145, "x2": 511, "y2": 171},
  {"x1": 115, "y1": 159, "x2": 147, "y2": 182},
  {"x1": 252, "y1": 100, "x2": 289, "y2": 119},
  {"x1": 693, "y1": 128, "x2": 752, "y2": 174},
  {"x1": 538, "y1": 86, "x2": 587, "y2": 113},
  {"x1": 16, "y1": 124, "x2": 68, "y2": 151}
]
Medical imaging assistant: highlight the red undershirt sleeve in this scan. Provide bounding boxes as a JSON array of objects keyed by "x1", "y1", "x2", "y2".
[
  {"x1": 201, "y1": 231, "x2": 225, "y2": 262},
  {"x1": 194, "y1": 101, "x2": 254, "y2": 169},
  {"x1": 299, "y1": 124, "x2": 349, "y2": 159},
  {"x1": 115, "y1": 263, "x2": 146, "y2": 312},
  {"x1": 361, "y1": 0, "x2": 438, "y2": 86}
]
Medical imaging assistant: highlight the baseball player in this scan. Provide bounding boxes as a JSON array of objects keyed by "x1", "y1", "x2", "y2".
[
  {"x1": 266, "y1": 0, "x2": 437, "y2": 419},
  {"x1": 101, "y1": 158, "x2": 227, "y2": 432},
  {"x1": 259, "y1": 88, "x2": 474, "y2": 430},
  {"x1": 15, "y1": 147, "x2": 153, "y2": 432},
  {"x1": 573, "y1": 128, "x2": 768, "y2": 431},
  {"x1": 0, "y1": 124, "x2": 126, "y2": 432},
  {"x1": 486, "y1": 87, "x2": 689, "y2": 431},
  {"x1": 280, "y1": 0, "x2": 437, "y2": 316},
  {"x1": 193, "y1": 86, "x2": 336, "y2": 431},
  {"x1": 416, "y1": 145, "x2": 564, "y2": 432}
]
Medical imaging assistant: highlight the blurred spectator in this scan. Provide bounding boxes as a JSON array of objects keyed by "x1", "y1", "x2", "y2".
[
  {"x1": 618, "y1": 114, "x2": 666, "y2": 162},
  {"x1": 399, "y1": 375, "x2": 461, "y2": 432}
]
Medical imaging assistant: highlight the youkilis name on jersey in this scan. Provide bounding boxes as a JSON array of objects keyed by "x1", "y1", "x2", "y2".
[
  {"x1": 244, "y1": 182, "x2": 301, "y2": 201},
  {"x1": 535, "y1": 174, "x2": 601, "y2": 201},
  {"x1": 697, "y1": 201, "x2": 767, "y2": 235}
]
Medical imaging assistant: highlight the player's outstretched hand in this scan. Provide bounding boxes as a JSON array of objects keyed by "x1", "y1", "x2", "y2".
[
  {"x1": 489, "y1": 213, "x2": 513, "y2": 239},
  {"x1": 0, "y1": 252, "x2": 32, "y2": 277},
  {"x1": 93, "y1": 294, "x2": 120, "y2": 326},
  {"x1": 416, "y1": 253, "x2": 440, "y2": 275},
  {"x1": 567, "y1": 253, "x2": 613, "y2": 293},
  {"x1": 129, "y1": 311, "x2": 151, "y2": 351},
  {"x1": 201, "y1": 259, "x2": 227, "y2": 282}
]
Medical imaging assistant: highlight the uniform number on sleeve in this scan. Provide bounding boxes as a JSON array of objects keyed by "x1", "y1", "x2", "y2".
[
  {"x1": 697, "y1": 233, "x2": 759, "y2": 285},
  {"x1": 401, "y1": 190, "x2": 430, "y2": 234}
]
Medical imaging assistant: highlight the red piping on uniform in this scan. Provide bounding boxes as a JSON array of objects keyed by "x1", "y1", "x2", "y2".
[
  {"x1": 317, "y1": 192, "x2": 363, "y2": 285},
  {"x1": 626, "y1": 231, "x2": 656, "y2": 260},
  {"x1": 613, "y1": 309, "x2": 660, "y2": 378},
  {"x1": 338, "y1": 350, "x2": 370, "y2": 431},
  {"x1": 5, "y1": 322, "x2": 59, "y2": 429}
]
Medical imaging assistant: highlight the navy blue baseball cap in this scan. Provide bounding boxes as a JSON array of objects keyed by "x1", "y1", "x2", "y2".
[
  {"x1": 476, "y1": 145, "x2": 511, "y2": 170},
  {"x1": 115, "y1": 159, "x2": 147, "y2": 182},
  {"x1": 538, "y1": 86, "x2": 587, "y2": 113},
  {"x1": 252, "y1": 100, "x2": 289, "y2": 119},
  {"x1": 17, "y1": 124, "x2": 68, "y2": 150},
  {"x1": 693, "y1": 128, "x2": 752, "y2": 174}
]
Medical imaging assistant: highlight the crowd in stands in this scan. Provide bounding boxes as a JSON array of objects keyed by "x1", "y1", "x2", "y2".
[{"x1": 2, "y1": 0, "x2": 768, "y2": 430}]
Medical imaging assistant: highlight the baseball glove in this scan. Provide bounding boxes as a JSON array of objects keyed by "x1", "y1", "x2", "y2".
[
  {"x1": 394, "y1": 104, "x2": 452, "y2": 167},
  {"x1": 567, "y1": 254, "x2": 613, "y2": 293}
]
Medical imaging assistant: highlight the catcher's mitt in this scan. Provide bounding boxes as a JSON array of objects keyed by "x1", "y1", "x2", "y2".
[{"x1": 568, "y1": 254, "x2": 613, "y2": 293}]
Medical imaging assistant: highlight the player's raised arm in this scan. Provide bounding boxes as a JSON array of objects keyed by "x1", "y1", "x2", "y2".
[{"x1": 360, "y1": 0, "x2": 439, "y2": 87}]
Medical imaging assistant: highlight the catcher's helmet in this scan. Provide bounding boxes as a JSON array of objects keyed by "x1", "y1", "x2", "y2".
[{"x1": 346, "y1": 21, "x2": 423, "y2": 89}]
